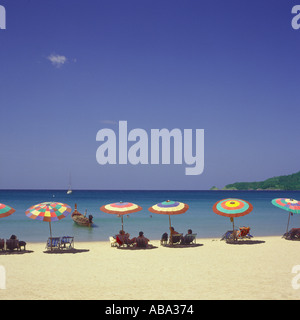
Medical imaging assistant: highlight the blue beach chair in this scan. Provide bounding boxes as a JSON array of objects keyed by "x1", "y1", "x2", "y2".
[
  {"x1": 46, "y1": 237, "x2": 61, "y2": 250},
  {"x1": 221, "y1": 228, "x2": 253, "y2": 241},
  {"x1": 60, "y1": 236, "x2": 74, "y2": 249}
]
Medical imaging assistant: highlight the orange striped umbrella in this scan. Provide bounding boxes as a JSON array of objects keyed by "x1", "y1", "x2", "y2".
[{"x1": 100, "y1": 201, "x2": 142, "y2": 231}]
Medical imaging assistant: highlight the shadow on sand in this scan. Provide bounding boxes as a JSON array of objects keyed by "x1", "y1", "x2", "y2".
[
  {"x1": 117, "y1": 245, "x2": 158, "y2": 250},
  {"x1": 0, "y1": 250, "x2": 34, "y2": 255},
  {"x1": 43, "y1": 248, "x2": 90, "y2": 254},
  {"x1": 225, "y1": 240, "x2": 265, "y2": 245},
  {"x1": 161, "y1": 243, "x2": 204, "y2": 249}
]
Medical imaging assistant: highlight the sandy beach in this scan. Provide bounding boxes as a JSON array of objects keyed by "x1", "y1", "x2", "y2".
[{"x1": 0, "y1": 236, "x2": 300, "y2": 300}]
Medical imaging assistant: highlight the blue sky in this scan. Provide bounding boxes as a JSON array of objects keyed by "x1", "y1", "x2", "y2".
[{"x1": 0, "y1": 0, "x2": 299, "y2": 190}]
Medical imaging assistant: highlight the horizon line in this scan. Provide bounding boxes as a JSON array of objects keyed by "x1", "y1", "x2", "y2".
[{"x1": 0, "y1": 189, "x2": 298, "y2": 192}]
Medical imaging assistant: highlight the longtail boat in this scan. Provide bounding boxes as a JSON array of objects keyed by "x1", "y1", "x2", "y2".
[{"x1": 71, "y1": 204, "x2": 93, "y2": 227}]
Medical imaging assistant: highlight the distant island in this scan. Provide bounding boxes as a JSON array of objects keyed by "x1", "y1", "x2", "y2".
[{"x1": 210, "y1": 171, "x2": 300, "y2": 191}]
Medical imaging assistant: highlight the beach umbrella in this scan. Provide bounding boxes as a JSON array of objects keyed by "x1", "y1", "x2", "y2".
[
  {"x1": 100, "y1": 201, "x2": 142, "y2": 231},
  {"x1": 271, "y1": 198, "x2": 300, "y2": 234},
  {"x1": 0, "y1": 203, "x2": 15, "y2": 219},
  {"x1": 213, "y1": 198, "x2": 253, "y2": 231},
  {"x1": 148, "y1": 200, "x2": 189, "y2": 230},
  {"x1": 25, "y1": 202, "x2": 71, "y2": 239}
]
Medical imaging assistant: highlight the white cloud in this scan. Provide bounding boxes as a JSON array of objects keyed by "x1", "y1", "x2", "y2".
[{"x1": 47, "y1": 54, "x2": 67, "y2": 68}]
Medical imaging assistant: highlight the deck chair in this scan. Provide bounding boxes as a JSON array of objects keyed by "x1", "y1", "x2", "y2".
[
  {"x1": 183, "y1": 233, "x2": 197, "y2": 245},
  {"x1": 6, "y1": 239, "x2": 20, "y2": 251},
  {"x1": 221, "y1": 227, "x2": 253, "y2": 242},
  {"x1": 236, "y1": 227, "x2": 252, "y2": 240},
  {"x1": 109, "y1": 236, "x2": 118, "y2": 247},
  {"x1": 19, "y1": 241, "x2": 26, "y2": 250},
  {"x1": 116, "y1": 235, "x2": 134, "y2": 247},
  {"x1": 284, "y1": 228, "x2": 300, "y2": 240},
  {"x1": 221, "y1": 230, "x2": 236, "y2": 241},
  {"x1": 170, "y1": 233, "x2": 183, "y2": 245},
  {"x1": 60, "y1": 236, "x2": 74, "y2": 249},
  {"x1": 0, "y1": 239, "x2": 5, "y2": 251},
  {"x1": 237, "y1": 227, "x2": 251, "y2": 238},
  {"x1": 160, "y1": 233, "x2": 168, "y2": 246},
  {"x1": 46, "y1": 237, "x2": 61, "y2": 250}
]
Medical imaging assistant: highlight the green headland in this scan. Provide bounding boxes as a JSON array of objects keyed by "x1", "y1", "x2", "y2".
[{"x1": 211, "y1": 171, "x2": 300, "y2": 191}]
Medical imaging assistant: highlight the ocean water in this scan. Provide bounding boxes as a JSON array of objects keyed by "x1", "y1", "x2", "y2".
[{"x1": 0, "y1": 190, "x2": 300, "y2": 243}]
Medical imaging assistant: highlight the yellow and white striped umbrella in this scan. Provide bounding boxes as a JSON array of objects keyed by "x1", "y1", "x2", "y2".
[
  {"x1": 148, "y1": 200, "x2": 189, "y2": 228},
  {"x1": 100, "y1": 201, "x2": 142, "y2": 231}
]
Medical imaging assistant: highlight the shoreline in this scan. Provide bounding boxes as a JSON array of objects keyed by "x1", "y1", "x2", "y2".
[
  {"x1": 0, "y1": 234, "x2": 287, "y2": 245},
  {"x1": 1, "y1": 236, "x2": 300, "y2": 300},
  {"x1": 17, "y1": 232, "x2": 286, "y2": 244}
]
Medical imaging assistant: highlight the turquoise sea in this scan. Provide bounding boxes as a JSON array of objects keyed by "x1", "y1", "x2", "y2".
[{"x1": 0, "y1": 190, "x2": 300, "y2": 242}]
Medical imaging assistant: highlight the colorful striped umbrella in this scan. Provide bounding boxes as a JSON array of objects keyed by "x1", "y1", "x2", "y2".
[
  {"x1": 25, "y1": 202, "x2": 72, "y2": 238},
  {"x1": 0, "y1": 203, "x2": 15, "y2": 219},
  {"x1": 271, "y1": 198, "x2": 300, "y2": 234},
  {"x1": 100, "y1": 201, "x2": 142, "y2": 231},
  {"x1": 148, "y1": 200, "x2": 189, "y2": 230},
  {"x1": 213, "y1": 198, "x2": 253, "y2": 230}
]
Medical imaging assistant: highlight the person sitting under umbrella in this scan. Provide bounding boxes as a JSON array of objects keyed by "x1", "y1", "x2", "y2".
[
  {"x1": 135, "y1": 231, "x2": 150, "y2": 248},
  {"x1": 182, "y1": 229, "x2": 195, "y2": 244},
  {"x1": 115, "y1": 230, "x2": 136, "y2": 246},
  {"x1": 169, "y1": 226, "x2": 184, "y2": 244}
]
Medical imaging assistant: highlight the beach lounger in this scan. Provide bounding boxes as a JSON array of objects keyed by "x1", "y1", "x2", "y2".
[
  {"x1": 160, "y1": 233, "x2": 168, "y2": 246},
  {"x1": 170, "y1": 233, "x2": 183, "y2": 245},
  {"x1": 115, "y1": 235, "x2": 135, "y2": 247},
  {"x1": 6, "y1": 239, "x2": 20, "y2": 251},
  {"x1": 46, "y1": 237, "x2": 61, "y2": 250},
  {"x1": 0, "y1": 239, "x2": 5, "y2": 251},
  {"x1": 238, "y1": 227, "x2": 251, "y2": 238},
  {"x1": 283, "y1": 228, "x2": 300, "y2": 240},
  {"x1": 60, "y1": 236, "x2": 74, "y2": 249},
  {"x1": 183, "y1": 233, "x2": 197, "y2": 245},
  {"x1": 221, "y1": 227, "x2": 253, "y2": 242},
  {"x1": 221, "y1": 231, "x2": 234, "y2": 241},
  {"x1": 109, "y1": 236, "x2": 118, "y2": 247},
  {"x1": 19, "y1": 241, "x2": 26, "y2": 250}
]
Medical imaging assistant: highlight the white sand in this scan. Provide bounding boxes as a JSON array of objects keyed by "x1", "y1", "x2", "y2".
[{"x1": 0, "y1": 236, "x2": 300, "y2": 300}]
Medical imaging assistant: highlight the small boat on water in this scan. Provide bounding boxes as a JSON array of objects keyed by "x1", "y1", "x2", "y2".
[
  {"x1": 67, "y1": 173, "x2": 72, "y2": 194},
  {"x1": 71, "y1": 204, "x2": 93, "y2": 227}
]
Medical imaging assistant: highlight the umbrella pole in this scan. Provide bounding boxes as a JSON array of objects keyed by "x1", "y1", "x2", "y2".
[
  {"x1": 121, "y1": 216, "x2": 124, "y2": 232},
  {"x1": 49, "y1": 221, "x2": 53, "y2": 251},
  {"x1": 169, "y1": 215, "x2": 173, "y2": 245},
  {"x1": 230, "y1": 217, "x2": 235, "y2": 231},
  {"x1": 286, "y1": 212, "x2": 291, "y2": 235},
  {"x1": 49, "y1": 221, "x2": 53, "y2": 238},
  {"x1": 230, "y1": 217, "x2": 236, "y2": 241}
]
